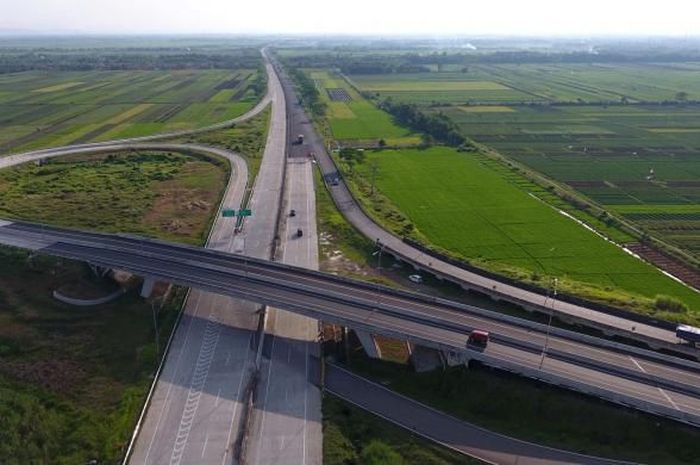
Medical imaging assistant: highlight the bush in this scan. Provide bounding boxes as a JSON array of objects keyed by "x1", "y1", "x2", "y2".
[
  {"x1": 654, "y1": 295, "x2": 688, "y2": 313},
  {"x1": 361, "y1": 441, "x2": 403, "y2": 465}
]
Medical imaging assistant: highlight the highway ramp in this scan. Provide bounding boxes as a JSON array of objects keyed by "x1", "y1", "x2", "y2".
[{"x1": 326, "y1": 364, "x2": 637, "y2": 465}]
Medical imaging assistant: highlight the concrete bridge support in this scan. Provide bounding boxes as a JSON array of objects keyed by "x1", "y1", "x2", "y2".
[
  {"x1": 444, "y1": 349, "x2": 472, "y2": 367},
  {"x1": 355, "y1": 330, "x2": 382, "y2": 359},
  {"x1": 140, "y1": 276, "x2": 156, "y2": 298}
]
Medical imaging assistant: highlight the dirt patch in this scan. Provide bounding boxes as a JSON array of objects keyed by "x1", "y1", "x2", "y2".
[
  {"x1": 626, "y1": 242, "x2": 700, "y2": 290},
  {"x1": 0, "y1": 358, "x2": 87, "y2": 396},
  {"x1": 327, "y1": 88, "x2": 352, "y2": 101}
]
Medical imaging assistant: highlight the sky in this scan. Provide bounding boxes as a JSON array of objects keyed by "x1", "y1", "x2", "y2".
[{"x1": 1, "y1": 0, "x2": 699, "y2": 36}]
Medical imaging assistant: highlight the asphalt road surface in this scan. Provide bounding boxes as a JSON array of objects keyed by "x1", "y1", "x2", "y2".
[
  {"x1": 325, "y1": 364, "x2": 637, "y2": 465},
  {"x1": 3, "y1": 220, "x2": 700, "y2": 428}
]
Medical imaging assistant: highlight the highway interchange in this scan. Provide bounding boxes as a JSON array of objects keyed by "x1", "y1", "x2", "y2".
[
  {"x1": 2, "y1": 220, "x2": 700, "y2": 428},
  {"x1": 1, "y1": 48, "x2": 699, "y2": 464}
]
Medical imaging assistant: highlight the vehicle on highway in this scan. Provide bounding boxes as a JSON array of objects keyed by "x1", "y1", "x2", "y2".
[
  {"x1": 295, "y1": 134, "x2": 304, "y2": 144},
  {"x1": 408, "y1": 274, "x2": 423, "y2": 284},
  {"x1": 677, "y1": 324, "x2": 700, "y2": 346},
  {"x1": 308, "y1": 151, "x2": 315, "y2": 159},
  {"x1": 290, "y1": 209, "x2": 296, "y2": 217},
  {"x1": 467, "y1": 330, "x2": 490, "y2": 350},
  {"x1": 296, "y1": 228, "x2": 303, "y2": 238}
]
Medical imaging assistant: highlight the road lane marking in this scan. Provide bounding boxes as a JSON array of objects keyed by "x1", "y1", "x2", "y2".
[
  {"x1": 170, "y1": 314, "x2": 222, "y2": 465},
  {"x1": 302, "y1": 340, "x2": 309, "y2": 465},
  {"x1": 659, "y1": 388, "x2": 680, "y2": 410},
  {"x1": 629, "y1": 356, "x2": 647, "y2": 373},
  {"x1": 201, "y1": 433, "x2": 209, "y2": 458},
  {"x1": 221, "y1": 331, "x2": 255, "y2": 465},
  {"x1": 142, "y1": 291, "x2": 205, "y2": 465},
  {"x1": 253, "y1": 311, "x2": 279, "y2": 462},
  {"x1": 215, "y1": 388, "x2": 221, "y2": 407}
]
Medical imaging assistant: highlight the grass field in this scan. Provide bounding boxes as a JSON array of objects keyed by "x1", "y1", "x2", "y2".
[
  {"x1": 350, "y1": 62, "x2": 700, "y2": 104},
  {"x1": 0, "y1": 150, "x2": 229, "y2": 245},
  {"x1": 0, "y1": 149, "x2": 232, "y2": 462},
  {"x1": 350, "y1": 147, "x2": 700, "y2": 318},
  {"x1": 0, "y1": 247, "x2": 186, "y2": 464},
  {"x1": 0, "y1": 68, "x2": 260, "y2": 153},
  {"x1": 440, "y1": 104, "x2": 700, "y2": 257},
  {"x1": 307, "y1": 70, "x2": 419, "y2": 145}
]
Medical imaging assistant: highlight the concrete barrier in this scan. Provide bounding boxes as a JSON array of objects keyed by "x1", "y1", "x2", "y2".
[{"x1": 53, "y1": 288, "x2": 126, "y2": 306}]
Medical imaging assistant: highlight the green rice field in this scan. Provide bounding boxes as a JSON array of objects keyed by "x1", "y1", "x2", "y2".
[
  {"x1": 439, "y1": 104, "x2": 700, "y2": 256},
  {"x1": 0, "y1": 68, "x2": 260, "y2": 153},
  {"x1": 356, "y1": 147, "x2": 700, "y2": 317},
  {"x1": 307, "y1": 70, "x2": 420, "y2": 145}
]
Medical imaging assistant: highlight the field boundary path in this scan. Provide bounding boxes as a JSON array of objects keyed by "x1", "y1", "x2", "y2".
[{"x1": 325, "y1": 363, "x2": 638, "y2": 465}]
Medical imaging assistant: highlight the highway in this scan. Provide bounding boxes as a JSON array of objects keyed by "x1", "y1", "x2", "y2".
[
  {"x1": 2, "y1": 45, "x2": 700, "y2": 464},
  {"x1": 0, "y1": 49, "x2": 324, "y2": 464},
  {"x1": 129, "y1": 47, "x2": 312, "y2": 465},
  {"x1": 271, "y1": 59, "x2": 688, "y2": 349},
  {"x1": 2, "y1": 220, "x2": 700, "y2": 429}
]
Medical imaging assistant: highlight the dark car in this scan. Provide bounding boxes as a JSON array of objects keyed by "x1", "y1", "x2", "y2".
[
  {"x1": 290, "y1": 209, "x2": 296, "y2": 217},
  {"x1": 296, "y1": 228, "x2": 303, "y2": 237}
]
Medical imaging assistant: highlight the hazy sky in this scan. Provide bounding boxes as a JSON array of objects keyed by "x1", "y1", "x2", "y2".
[{"x1": 1, "y1": 0, "x2": 699, "y2": 36}]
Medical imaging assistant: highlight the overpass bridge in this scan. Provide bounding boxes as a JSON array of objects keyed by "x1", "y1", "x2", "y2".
[{"x1": 2, "y1": 219, "x2": 700, "y2": 428}]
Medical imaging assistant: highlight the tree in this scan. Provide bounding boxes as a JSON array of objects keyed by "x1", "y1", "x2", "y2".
[
  {"x1": 676, "y1": 91, "x2": 689, "y2": 102},
  {"x1": 361, "y1": 441, "x2": 403, "y2": 465}
]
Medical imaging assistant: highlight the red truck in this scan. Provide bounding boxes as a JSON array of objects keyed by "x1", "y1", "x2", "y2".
[{"x1": 467, "y1": 330, "x2": 489, "y2": 350}]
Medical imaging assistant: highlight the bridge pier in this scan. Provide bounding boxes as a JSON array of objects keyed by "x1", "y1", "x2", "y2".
[
  {"x1": 443, "y1": 349, "x2": 471, "y2": 367},
  {"x1": 355, "y1": 331, "x2": 382, "y2": 359},
  {"x1": 140, "y1": 277, "x2": 156, "y2": 298},
  {"x1": 88, "y1": 263, "x2": 111, "y2": 278}
]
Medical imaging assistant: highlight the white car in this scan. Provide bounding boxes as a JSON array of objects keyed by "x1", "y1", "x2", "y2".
[{"x1": 408, "y1": 274, "x2": 423, "y2": 284}]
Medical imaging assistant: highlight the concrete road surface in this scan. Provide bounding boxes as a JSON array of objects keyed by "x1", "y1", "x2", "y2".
[
  {"x1": 129, "y1": 51, "x2": 294, "y2": 465},
  {"x1": 126, "y1": 146, "x2": 260, "y2": 465},
  {"x1": 247, "y1": 157, "x2": 322, "y2": 465}
]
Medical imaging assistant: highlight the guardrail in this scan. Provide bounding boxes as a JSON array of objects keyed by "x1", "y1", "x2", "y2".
[{"x1": 26, "y1": 233, "x2": 700, "y2": 427}]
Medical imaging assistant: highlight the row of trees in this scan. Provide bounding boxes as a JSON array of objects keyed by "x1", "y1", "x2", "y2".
[
  {"x1": 289, "y1": 68, "x2": 326, "y2": 117},
  {"x1": 283, "y1": 48, "x2": 700, "y2": 76},
  {"x1": 0, "y1": 51, "x2": 262, "y2": 73},
  {"x1": 379, "y1": 99, "x2": 468, "y2": 147}
]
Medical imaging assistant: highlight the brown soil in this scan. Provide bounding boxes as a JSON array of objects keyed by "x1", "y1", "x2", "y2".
[
  {"x1": 626, "y1": 242, "x2": 700, "y2": 290},
  {"x1": 0, "y1": 358, "x2": 87, "y2": 396}
]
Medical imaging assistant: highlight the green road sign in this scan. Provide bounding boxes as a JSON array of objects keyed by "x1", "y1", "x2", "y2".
[
  {"x1": 222, "y1": 208, "x2": 236, "y2": 217},
  {"x1": 239, "y1": 209, "x2": 252, "y2": 217}
]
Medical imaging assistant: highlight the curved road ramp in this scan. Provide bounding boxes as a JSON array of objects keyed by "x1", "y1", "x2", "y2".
[{"x1": 324, "y1": 363, "x2": 638, "y2": 465}]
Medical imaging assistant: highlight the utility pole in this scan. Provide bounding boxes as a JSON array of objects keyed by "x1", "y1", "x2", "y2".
[{"x1": 538, "y1": 277, "x2": 558, "y2": 370}]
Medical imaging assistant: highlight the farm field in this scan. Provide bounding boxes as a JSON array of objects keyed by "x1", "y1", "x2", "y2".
[
  {"x1": 349, "y1": 62, "x2": 700, "y2": 104},
  {"x1": 353, "y1": 147, "x2": 700, "y2": 318},
  {"x1": 439, "y1": 104, "x2": 700, "y2": 257},
  {"x1": 0, "y1": 68, "x2": 260, "y2": 153},
  {"x1": 306, "y1": 69, "x2": 420, "y2": 145}
]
